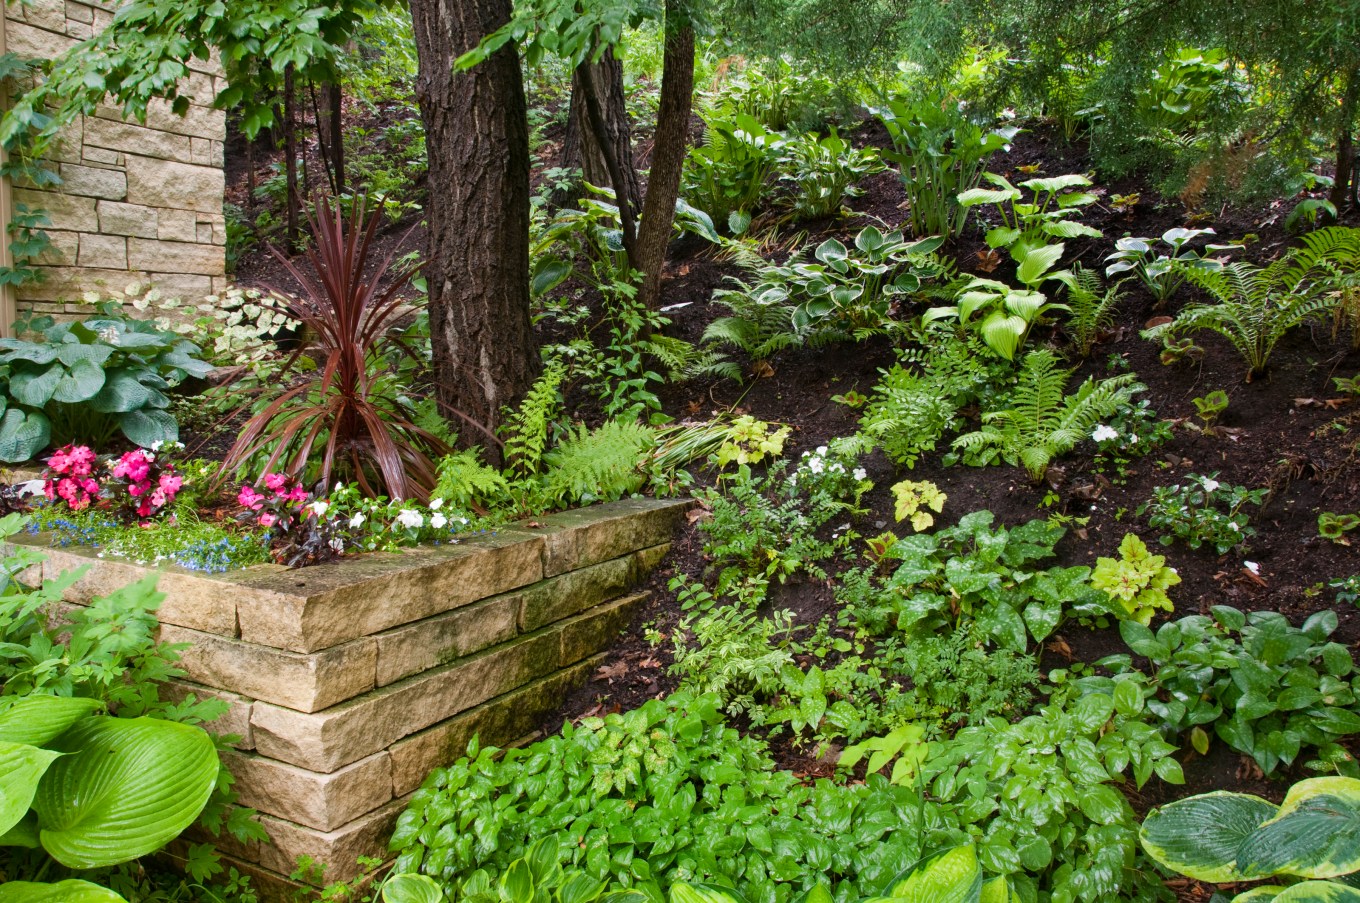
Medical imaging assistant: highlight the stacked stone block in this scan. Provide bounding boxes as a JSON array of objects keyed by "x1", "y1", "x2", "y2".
[
  {"x1": 3, "y1": 0, "x2": 227, "y2": 318},
  {"x1": 6, "y1": 498, "x2": 688, "y2": 897}
]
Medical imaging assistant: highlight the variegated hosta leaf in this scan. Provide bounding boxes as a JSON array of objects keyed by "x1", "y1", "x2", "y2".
[
  {"x1": 1140, "y1": 790, "x2": 1279, "y2": 882},
  {"x1": 1236, "y1": 777, "x2": 1360, "y2": 880},
  {"x1": 886, "y1": 844, "x2": 983, "y2": 903}
]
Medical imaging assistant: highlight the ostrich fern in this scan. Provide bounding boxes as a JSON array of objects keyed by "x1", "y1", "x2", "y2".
[
  {"x1": 954, "y1": 349, "x2": 1143, "y2": 483},
  {"x1": 1144, "y1": 226, "x2": 1360, "y2": 379}
]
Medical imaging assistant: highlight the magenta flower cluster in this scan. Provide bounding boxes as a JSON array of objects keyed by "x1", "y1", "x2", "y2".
[
  {"x1": 43, "y1": 445, "x2": 101, "y2": 511},
  {"x1": 238, "y1": 473, "x2": 310, "y2": 530},
  {"x1": 43, "y1": 445, "x2": 184, "y2": 521},
  {"x1": 109, "y1": 449, "x2": 184, "y2": 520}
]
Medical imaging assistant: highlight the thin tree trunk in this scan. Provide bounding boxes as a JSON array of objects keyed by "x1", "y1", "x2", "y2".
[
  {"x1": 408, "y1": 0, "x2": 537, "y2": 457},
  {"x1": 556, "y1": 49, "x2": 640, "y2": 212},
  {"x1": 635, "y1": 0, "x2": 695, "y2": 310},
  {"x1": 283, "y1": 66, "x2": 301, "y2": 250},
  {"x1": 578, "y1": 58, "x2": 639, "y2": 271},
  {"x1": 1330, "y1": 65, "x2": 1359, "y2": 213},
  {"x1": 329, "y1": 82, "x2": 346, "y2": 196}
]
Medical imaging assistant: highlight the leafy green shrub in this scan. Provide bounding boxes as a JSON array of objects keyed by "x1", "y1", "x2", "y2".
[
  {"x1": 776, "y1": 130, "x2": 884, "y2": 220},
  {"x1": 1089, "y1": 398, "x2": 1174, "y2": 484},
  {"x1": 871, "y1": 92, "x2": 1016, "y2": 238},
  {"x1": 1090, "y1": 533, "x2": 1180, "y2": 625},
  {"x1": 670, "y1": 605, "x2": 794, "y2": 714},
  {"x1": 840, "y1": 510, "x2": 1106, "y2": 652},
  {"x1": 1138, "y1": 473, "x2": 1266, "y2": 554},
  {"x1": 390, "y1": 693, "x2": 938, "y2": 903},
  {"x1": 1140, "y1": 776, "x2": 1360, "y2": 899},
  {"x1": 1142, "y1": 227, "x2": 1360, "y2": 378},
  {"x1": 953, "y1": 349, "x2": 1144, "y2": 482},
  {"x1": 1102, "y1": 607, "x2": 1360, "y2": 776},
  {"x1": 713, "y1": 57, "x2": 844, "y2": 133},
  {"x1": 1333, "y1": 575, "x2": 1360, "y2": 607},
  {"x1": 0, "y1": 305, "x2": 213, "y2": 461}
]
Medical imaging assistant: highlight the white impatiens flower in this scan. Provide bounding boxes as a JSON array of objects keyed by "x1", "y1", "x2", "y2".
[
  {"x1": 430, "y1": 513, "x2": 448, "y2": 530},
  {"x1": 1092, "y1": 424, "x2": 1119, "y2": 443},
  {"x1": 349, "y1": 512, "x2": 367, "y2": 529},
  {"x1": 815, "y1": 446, "x2": 828, "y2": 456},
  {"x1": 1228, "y1": 522, "x2": 1240, "y2": 531},
  {"x1": 1202, "y1": 478, "x2": 1220, "y2": 493},
  {"x1": 1244, "y1": 561, "x2": 1260, "y2": 575},
  {"x1": 395, "y1": 509, "x2": 423, "y2": 530},
  {"x1": 429, "y1": 497, "x2": 444, "y2": 510},
  {"x1": 806, "y1": 456, "x2": 825, "y2": 475},
  {"x1": 853, "y1": 468, "x2": 867, "y2": 481},
  {"x1": 311, "y1": 501, "x2": 330, "y2": 517}
]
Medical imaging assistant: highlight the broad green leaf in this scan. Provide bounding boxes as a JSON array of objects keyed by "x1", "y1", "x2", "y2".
[
  {"x1": 1020, "y1": 174, "x2": 1092, "y2": 193},
  {"x1": 1140, "y1": 790, "x2": 1279, "y2": 882},
  {"x1": 979, "y1": 876, "x2": 1015, "y2": 903},
  {"x1": 118, "y1": 408, "x2": 178, "y2": 448},
  {"x1": 55, "y1": 344, "x2": 114, "y2": 367},
  {"x1": 90, "y1": 370, "x2": 161, "y2": 413},
  {"x1": 9, "y1": 364, "x2": 62, "y2": 407},
  {"x1": 0, "y1": 408, "x2": 50, "y2": 464},
  {"x1": 52, "y1": 358, "x2": 107, "y2": 404},
  {"x1": 381, "y1": 874, "x2": 445, "y2": 903},
  {"x1": 1077, "y1": 785, "x2": 1128, "y2": 825},
  {"x1": 1236, "y1": 777, "x2": 1360, "y2": 879},
  {"x1": 0, "y1": 697, "x2": 100, "y2": 746},
  {"x1": 887, "y1": 844, "x2": 983, "y2": 903},
  {"x1": 1266, "y1": 882, "x2": 1360, "y2": 903},
  {"x1": 0, "y1": 742, "x2": 62, "y2": 837},
  {"x1": 1015, "y1": 244, "x2": 1066, "y2": 286},
  {"x1": 958, "y1": 188, "x2": 1019, "y2": 207},
  {"x1": 0, "y1": 880, "x2": 128, "y2": 902},
  {"x1": 34, "y1": 716, "x2": 218, "y2": 869},
  {"x1": 530, "y1": 258, "x2": 572, "y2": 297}
]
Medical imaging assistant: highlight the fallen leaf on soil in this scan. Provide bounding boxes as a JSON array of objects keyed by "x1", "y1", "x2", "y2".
[
  {"x1": 1295, "y1": 397, "x2": 1324, "y2": 408},
  {"x1": 637, "y1": 657, "x2": 661, "y2": 669},
  {"x1": 523, "y1": 520, "x2": 543, "y2": 528},
  {"x1": 751, "y1": 360, "x2": 776, "y2": 379},
  {"x1": 1144, "y1": 315, "x2": 1175, "y2": 330},
  {"x1": 1240, "y1": 567, "x2": 1268, "y2": 588},
  {"x1": 1047, "y1": 636, "x2": 1073, "y2": 659},
  {"x1": 595, "y1": 661, "x2": 629, "y2": 682},
  {"x1": 686, "y1": 508, "x2": 713, "y2": 525},
  {"x1": 975, "y1": 249, "x2": 1001, "y2": 272},
  {"x1": 1236, "y1": 757, "x2": 1264, "y2": 782},
  {"x1": 1071, "y1": 482, "x2": 1103, "y2": 501}
]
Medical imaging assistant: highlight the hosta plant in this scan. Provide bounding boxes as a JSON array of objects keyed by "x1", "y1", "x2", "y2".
[
  {"x1": 682, "y1": 113, "x2": 786, "y2": 228},
  {"x1": 957, "y1": 172, "x2": 1102, "y2": 261},
  {"x1": 952, "y1": 349, "x2": 1144, "y2": 482},
  {"x1": 0, "y1": 304, "x2": 213, "y2": 461},
  {"x1": 777, "y1": 129, "x2": 884, "y2": 220},
  {"x1": 1091, "y1": 533, "x2": 1180, "y2": 625},
  {"x1": 1141, "y1": 226, "x2": 1360, "y2": 379},
  {"x1": 1103, "y1": 227, "x2": 1236, "y2": 306},
  {"x1": 1140, "y1": 776, "x2": 1360, "y2": 901},
  {"x1": 222, "y1": 194, "x2": 451, "y2": 500}
]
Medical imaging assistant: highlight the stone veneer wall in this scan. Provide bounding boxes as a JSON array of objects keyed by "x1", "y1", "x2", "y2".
[
  {"x1": 3, "y1": 0, "x2": 228, "y2": 320},
  {"x1": 6, "y1": 497, "x2": 688, "y2": 899}
]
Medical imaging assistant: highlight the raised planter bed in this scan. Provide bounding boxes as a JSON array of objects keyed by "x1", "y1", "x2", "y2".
[{"x1": 4, "y1": 497, "x2": 689, "y2": 895}]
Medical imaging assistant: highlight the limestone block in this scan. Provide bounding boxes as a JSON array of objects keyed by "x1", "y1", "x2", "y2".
[
  {"x1": 58, "y1": 163, "x2": 127, "y2": 201},
  {"x1": 389, "y1": 655, "x2": 602, "y2": 796},
  {"x1": 160, "y1": 678, "x2": 255, "y2": 749},
  {"x1": 559, "y1": 593, "x2": 645, "y2": 665},
  {"x1": 196, "y1": 222, "x2": 213, "y2": 243},
  {"x1": 14, "y1": 267, "x2": 140, "y2": 304},
  {"x1": 97, "y1": 200, "x2": 160, "y2": 239},
  {"x1": 84, "y1": 117, "x2": 193, "y2": 163},
  {"x1": 4, "y1": 18, "x2": 76, "y2": 58},
  {"x1": 81, "y1": 146, "x2": 120, "y2": 166},
  {"x1": 374, "y1": 593, "x2": 519, "y2": 687},
  {"x1": 534, "y1": 498, "x2": 689, "y2": 576},
  {"x1": 18, "y1": 0, "x2": 64, "y2": 33},
  {"x1": 34, "y1": 229, "x2": 77, "y2": 266},
  {"x1": 517, "y1": 546, "x2": 665, "y2": 632},
  {"x1": 157, "y1": 208, "x2": 197, "y2": 242},
  {"x1": 13, "y1": 188, "x2": 97, "y2": 232},
  {"x1": 65, "y1": 19, "x2": 91, "y2": 38},
  {"x1": 250, "y1": 627, "x2": 565, "y2": 772},
  {"x1": 76, "y1": 233, "x2": 127, "y2": 269},
  {"x1": 190, "y1": 136, "x2": 213, "y2": 166},
  {"x1": 128, "y1": 237, "x2": 225, "y2": 276},
  {"x1": 233, "y1": 529, "x2": 546, "y2": 653},
  {"x1": 65, "y1": 1, "x2": 94, "y2": 23},
  {"x1": 232, "y1": 797, "x2": 409, "y2": 885},
  {"x1": 130, "y1": 98, "x2": 226, "y2": 140},
  {"x1": 159, "y1": 624, "x2": 377, "y2": 713},
  {"x1": 47, "y1": 118, "x2": 84, "y2": 165},
  {"x1": 143, "y1": 273, "x2": 214, "y2": 303},
  {"x1": 223, "y1": 750, "x2": 393, "y2": 831},
  {"x1": 125, "y1": 157, "x2": 224, "y2": 214}
]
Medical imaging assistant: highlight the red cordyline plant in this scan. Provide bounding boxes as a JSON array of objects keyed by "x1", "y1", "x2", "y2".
[{"x1": 222, "y1": 194, "x2": 450, "y2": 500}]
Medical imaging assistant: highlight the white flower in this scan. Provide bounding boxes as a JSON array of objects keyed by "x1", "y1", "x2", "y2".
[
  {"x1": 815, "y1": 445, "x2": 828, "y2": 456},
  {"x1": 430, "y1": 513, "x2": 448, "y2": 530},
  {"x1": 1129, "y1": 434, "x2": 1139, "y2": 444},
  {"x1": 1092, "y1": 424, "x2": 1119, "y2": 443},
  {"x1": 1228, "y1": 522, "x2": 1240, "y2": 531},
  {"x1": 311, "y1": 501, "x2": 329, "y2": 517},
  {"x1": 807, "y1": 457, "x2": 825, "y2": 475},
  {"x1": 1244, "y1": 561, "x2": 1260, "y2": 575},
  {"x1": 349, "y1": 512, "x2": 366, "y2": 529},
  {"x1": 328, "y1": 537, "x2": 345, "y2": 553},
  {"x1": 457, "y1": 516, "x2": 469, "y2": 525},
  {"x1": 395, "y1": 509, "x2": 423, "y2": 530},
  {"x1": 1202, "y1": 478, "x2": 1220, "y2": 493},
  {"x1": 429, "y1": 497, "x2": 444, "y2": 510},
  {"x1": 853, "y1": 468, "x2": 867, "y2": 481}
]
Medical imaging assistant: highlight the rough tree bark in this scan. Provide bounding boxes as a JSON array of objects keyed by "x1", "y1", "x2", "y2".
[
  {"x1": 634, "y1": 0, "x2": 695, "y2": 310},
  {"x1": 1330, "y1": 65, "x2": 1359, "y2": 213},
  {"x1": 555, "y1": 49, "x2": 641, "y2": 212},
  {"x1": 283, "y1": 66, "x2": 301, "y2": 251},
  {"x1": 408, "y1": 0, "x2": 538, "y2": 455}
]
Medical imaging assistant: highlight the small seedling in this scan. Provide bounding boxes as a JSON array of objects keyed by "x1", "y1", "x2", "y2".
[
  {"x1": 1160, "y1": 335, "x2": 1204, "y2": 365},
  {"x1": 1110, "y1": 193, "x2": 1141, "y2": 214},
  {"x1": 1191, "y1": 389, "x2": 1229, "y2": 433},
  {"x1": 831, "y1": 389, "x2": 868, "y2": 408},
  {"x1": 1318, "y1": 511, "x2": 1360, "y2": 545},
  {"x1": 1332, "y1": 373, "x2": 1360, "y2": 398}
]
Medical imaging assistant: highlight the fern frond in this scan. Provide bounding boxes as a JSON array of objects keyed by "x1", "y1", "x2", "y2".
[
  {"x1": 537, "y1": 420, "x2": 656, "y2": 508},
  {"x1": 501, "y1": 362, "x2": 566, "y2": 476}
]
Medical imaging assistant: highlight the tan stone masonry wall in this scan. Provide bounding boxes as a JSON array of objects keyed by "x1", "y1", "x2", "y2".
[
  {"x1": 5, "y1": 497, "x2": 689, "y2": 899},
  {"x1": 3, "y1": 0, "x2": 227, "y2": 320}
]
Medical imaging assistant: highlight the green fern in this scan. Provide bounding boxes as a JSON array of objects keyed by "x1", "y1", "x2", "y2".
[
  {"x1": 432, "y1": 448, "x2": 511, "y2": 512},
  {"x1": 1146, "y1": 226, "x2": 1360, "y2": 378},
  {"x1": 537, "y1": 419, "x2": 656, "y2": 508},
  {"x1": 953, "y1": 348, "x2": 1143, "y2": 483},
  {"x1": 1065, "y1": 265, "x2": 1125, "y2": 358},
  {"x1": 500, "y1": 362, "x2": 566, "y2": 477}
]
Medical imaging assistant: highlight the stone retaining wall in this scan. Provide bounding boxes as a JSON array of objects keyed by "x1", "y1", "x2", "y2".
[
  {"x1": 6, "y1": 497, "x2": 688, "y2": 896},
  {"x1": 2, "y1": 0, "x2": 228, "y2": 320}
]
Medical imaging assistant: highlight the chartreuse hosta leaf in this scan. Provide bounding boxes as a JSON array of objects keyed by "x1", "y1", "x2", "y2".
[
  {"x1": 380, "y1": 874, "x2": 445, "y2": 903},
  {"x1": 0, "y1": 742, "x2": 63, "y2": 837},
  {"x1": 886, "y1": 844, "x2": 983, "y2": 903},
  {"x1": 34, "y1": 716, "x2": 218, "y2": 869},
  {"x1": 1236, "y1": 777, "x2": 1360, "y2": 880},
  {"x1": 0, "y1": 696, "x2": 100, "y2": 746},
  {"x1": 0, "y1": 879, "x2": 128, "y2": 902},
  {"x1": 1140, "y1": 790, "x2": 1279, "y2": 882}
]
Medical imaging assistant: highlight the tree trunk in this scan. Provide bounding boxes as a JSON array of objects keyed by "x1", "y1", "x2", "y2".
[
  {"x1": 1330, "y1": 65, "x2": 1359, "y2": 213},
  {"x1": 556, "y1": 49, "x2": 640, "y2": 212},
  {"x1": 635, "y1": 0, "x2": 695, "y2": 310},
  {"x1": 328, "y1": 81, "x2": 346, "y2": 196},
  {"x1": 408, "y1": 0, "x2": 537, "y2": 457},
  {"x1": 283, "y1": 66, "x2": 301, "y2": 250}
]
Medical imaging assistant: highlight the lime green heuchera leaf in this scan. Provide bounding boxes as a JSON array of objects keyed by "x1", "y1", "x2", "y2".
[{"x1": 1091, "y1": 533, "x2": 1180, "y2": 625}]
